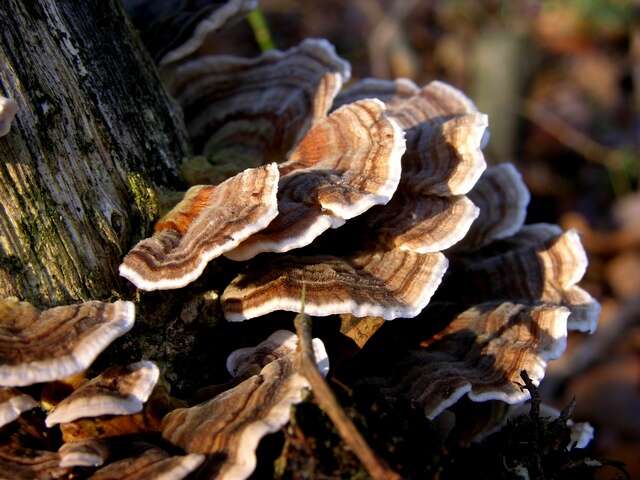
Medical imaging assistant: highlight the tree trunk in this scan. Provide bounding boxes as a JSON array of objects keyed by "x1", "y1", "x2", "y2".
[{"x1": 0, "y1": 0, "x2": 189, "y2": 307}]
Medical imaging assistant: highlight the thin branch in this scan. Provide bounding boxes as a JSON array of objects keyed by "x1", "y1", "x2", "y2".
[
  {"x1": 247, "y1": 8, "x2": 275, "y2": 52},
  {"x1": 294, "y1": 309, "x2": 400, "y2": 480}
]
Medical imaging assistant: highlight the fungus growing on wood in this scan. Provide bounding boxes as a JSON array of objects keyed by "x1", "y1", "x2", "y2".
[
  {"x1": 221, "y1": 78, "x2": 493, "y2": 320},
  {"x1": 124, "y1": 0, "x2": 257, "y2": 66},
  {"x1": 226, "y1": 329, "x2": 329, "y2": 378},
  {"x1": 333, "y1": 77, "x2": 420, "y2": 109},
  {"x1": 119, "y1": 163, "x2": 279, "y2": 290},
  {"x1": 223, "y1": 249, "x2": 448, "y2": 321},
  {"x1": 442, "y1": 226, "x2": 599, "y2": 333},
  {"x1": 0, "y1": 299, "x2": 135, "y2": 387},
  {"x1": 0, "y1": 439, "x2": 68, "y2": 479},
  {"x1": 226, "y1": 98, "x2": 405, "y2": 260},
  {"x1": 162, "y1": 336, "x2": 328, "y2": 480},
  {"x1": 45, "y1": 361, "x2": 159, "y2": 427},
  {"x1": 0, "y1": 387, "x2": 37, "y2": 428},
  {"x1": 0, "y1": 96, "x2": 18, "y2": 137},
  {"x1": 382, "y1": 302, "x2": 569, "y2": 419},
  {"x1": 90, "y1": 443, "x2": 204, "y2": 480},
  {"x1": 58, "y1": 439, "x2": 110, "y2": 468},
  {"x1": 169, "y1": 38, "x2": 351, "y2": 179},
  {"x1": 454, "y1": 163, "x2": 530, "y2": 251}
]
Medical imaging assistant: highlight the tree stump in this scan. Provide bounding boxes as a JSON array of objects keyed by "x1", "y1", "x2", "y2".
[{"x1": 0, "y1": 0, "x2": 189, "y2": 306}]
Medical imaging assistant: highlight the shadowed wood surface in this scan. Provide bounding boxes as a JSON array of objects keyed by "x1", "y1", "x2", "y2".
[{"x1": 0, "y1": 0, "x2": 189, "y2": 306}]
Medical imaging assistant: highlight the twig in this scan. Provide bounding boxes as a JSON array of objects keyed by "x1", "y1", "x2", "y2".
[
  {"x1": 247, "y1": 8, "x2": 275, "y2": 52},
  {"x1": 294, "y1": 304, "x2": 400, "y2": 479}
]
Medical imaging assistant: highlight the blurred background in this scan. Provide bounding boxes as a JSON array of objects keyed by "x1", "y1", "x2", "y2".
[{"x1": 206, "y1": 1, "x2": 640, "y2": 477}]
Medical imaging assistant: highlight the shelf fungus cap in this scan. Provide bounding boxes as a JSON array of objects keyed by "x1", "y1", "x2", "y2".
[
  {"x1": 0, "y1": 299, "x2": 135, "y2": 387},
  {"x1": 162, "y1": 342, "x2": 327, "y2": 480},
  {"x1": 90, "y1": 444, "x2": 204, "y2": 480},
  {"x1": 0, "y1": 387, "x2": 37, "y2": 428},
  {"x1": 369, "y1": 194, "x2": 480, "y2": 254},
  {"x1": 46, "y1": 361, "x2": 160, "y2": 427},
  {"x1": 58, "y1": 439, "x2": 110, "y2": 468},
  {"x1": 119, "y1": 163, "x2": 279, "y2": 291},
  {"x1": 0, "y1": 96, "x2": 18, "y2": 137},
  {"x1": 333, "y1": 77, "x2": 420, "y2": 109},
  {"x1": 226, "y1": 99, "x2": 405, "y2": 260},
  {"x1": 226, "y1": 329, "x2": 329, "y2": 378},
  {"x1": 0, "y1": 440, "x2": 68, "y2": 479},
  {"x1": 385, "y1": 302, "x2": 569, "y2": 419},
  {"x1": 170, "y1": 38, "x2": 350, "y2": 178},
  {"x1": 223, "y1": 248, "x2": 448, "y2": 321},
  {"x1": 457, "y1": 163, "x2": 531, "y2": 251},
  {"x1": 387, "y1": 80, "x2": 481, "y2": 129},
  {"x1": 446, "y1": 226, "x2": 597, "y2": 331}
]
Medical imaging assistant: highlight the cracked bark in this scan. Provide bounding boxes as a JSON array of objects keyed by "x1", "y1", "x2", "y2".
[{"x1": 0, "y1": 0, "x2": 189, "y2": 307}]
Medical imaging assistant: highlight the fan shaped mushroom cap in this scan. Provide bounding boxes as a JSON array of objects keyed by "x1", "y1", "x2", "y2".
[
  {"x1": 45, "y1": 361, "x2": 159, "y2": 427},
  {"x1": 226, "y1": 329, "x2": 329, "y2": 378},
  {"x1": 399, "y1": 113, "x2": 488, "y2": 197},
  {"x1": 223, "y1": 249, "x2": 448, "y2": 321},
  {"x1": 0, "y1": 299, "x2": 135, "y2": 387},
  {"x1": 90, "y1": 444, "x2": 204, "y2": 480},
  {"x1": 0, "y1": 439, "x2": 68, "y2": 479},
  {"x1": 119, "y1": 163, "x2": 279, "y2": 290},
  {"x1": 444, "y1": 227, "x2": 595, "y2": 329},
  {"x1": 58, "y1": 439, "x2": 110, "y2": 468},
  {"x1": 387, "y1": 80, "x2": 480, "y2": 129},
  {"x1": 458, "y1": 163, "x2": 531, "y2": 250},
  {"x1": 124, "y1": 0, "x2": 256, "y2": 65},
  {"x1": 368, "y1": 194, "x2": 480, "y2": 254},
  {"x1": 334, "y1": 80, "x2": 489, "y2": 255},
  {"x1": 225, "y1": 99, "x2": 405, "y2": 260},
  {"x1": 333, "y1": 77, "x2": 420, "y2": 108},
  {"x1": 162, "y1": 340, "x2": 328, "y2": 480},
  {"x1": 384, "y1": 302, "x2": 569, "y2": 419},
  {"x1": 159, "y1": 0, "x2": 257, "y2": 66},
  {"x1": 0, "y1": 387, "x2": 37, "y2": 428},
  {"x1": 169, "y1": 38, "x2": 350, "y2": 170},
  {"x1": 0, "y1": 96, "x2": 18, "y2": 137}
]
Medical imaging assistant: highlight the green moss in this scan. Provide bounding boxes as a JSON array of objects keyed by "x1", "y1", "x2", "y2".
[{"x1": 126, "y1": 171, "x2": 160, "y2": 238}]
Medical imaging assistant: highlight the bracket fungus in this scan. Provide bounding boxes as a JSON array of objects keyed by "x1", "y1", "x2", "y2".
[
  {"x1": 0, "y1": 7, "x2": 602, "y2": 473},
  {"x1": 89, "y1": 444, "x2": 204, "y2": 480},
  {"x1": 119, "y1": 163, "x2": 279, "y2": 290},
  {"x1": 0, "y1": 387, "x2": 37, "y2": 428},
  {"x1": 45, "y1": 361, "x2": 160, "y2": 427},
  {"x1": 162, "y1": 334, "x2": 328, "y2": 480},
  {"x1": 220, "y1": 77, "x2": 492, "y2": 321},
  {"x1": 225, "y1": 98, "x2": 406, "y2": 260},
  {"x1": 0, "y1": 96, "x2": 18, "y2": 137},
  {"x1": 169, "y1": 38, "x2": 351, "y2": 177},
  {"x1": 0, "y1": 299, "x2": 135, "y2": 387},
  {"x1": 456, "y1": 163, "x2": 531, "y2": 251},
  {"x1": 223, "y1": 249, "x2": 448, "y2": 321},
  {"x1": 0, "y1": 439, "x2": 69, "y2": 480},
  {"x1": 226, "y1": 329, "x2": 329, "y2": 378},
  {"x1": 380, "y1": 302, "x2": 570, "y2": 419},
  {"x1": 442, "y1": 225, "x2": 599, "y2": 333},
  {"x1": 58, "y1": 439, "x2": 110, "y2": 468},
  {"x1": 124, "y1": 0, "x2": 257, "y2": 66}
]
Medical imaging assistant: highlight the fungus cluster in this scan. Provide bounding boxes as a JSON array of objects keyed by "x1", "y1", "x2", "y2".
[{"x1": 0, "y1": 2, "x2": 600, "y2": 478}]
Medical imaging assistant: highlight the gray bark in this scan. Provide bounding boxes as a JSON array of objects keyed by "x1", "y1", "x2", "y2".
[{"x1": 0, "y1": 0, "x2": 189, "y2": 306}]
